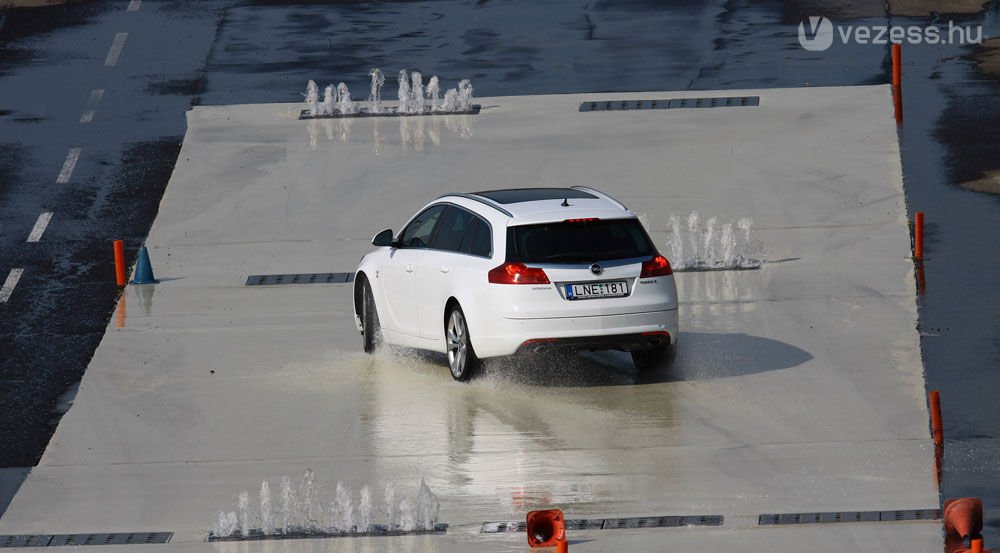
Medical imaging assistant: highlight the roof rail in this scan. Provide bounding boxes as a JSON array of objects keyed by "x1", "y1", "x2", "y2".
[
  {"x1": 438, "y1": 193, "x2": 514, "y2": 217},
  {"x1": 570, "y1": 186, "x2": 629, "y2": 210}
]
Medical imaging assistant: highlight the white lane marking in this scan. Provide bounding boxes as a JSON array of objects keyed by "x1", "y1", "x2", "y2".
[
  {"x1": 56, "y1": 148, "x2": 81, "y2": 183},
  {"x1": 104, "y1": 32, "x2": 128, "y2": 67},
  {"x1": 79, "y1": 89, "x2": 105, "y2": 123},
  {"x1": 127, "y1": 0, "x2": 142, "y2": 11},
  {"x1": 26, "y1": 212, "x2": 53, "y2": 243},
  {"x1": 0, "y1": 268, "x2": 24, "y2": 303}
]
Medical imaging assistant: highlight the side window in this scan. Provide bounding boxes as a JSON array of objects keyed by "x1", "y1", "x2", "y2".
[
  {"x1": 398, "y1": 205, "x2": 447, "y2": 248},
  {"x1": 430, "y1": 207, "x2": 475, "y2": 252},
  {"x1": 459, "y1": 217, "x2": 492, "y2": 257}
]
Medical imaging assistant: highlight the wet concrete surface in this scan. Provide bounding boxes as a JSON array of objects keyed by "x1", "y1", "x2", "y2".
[{"x1": 1, "y1": 0, "x2": 1000, "y2": 547}]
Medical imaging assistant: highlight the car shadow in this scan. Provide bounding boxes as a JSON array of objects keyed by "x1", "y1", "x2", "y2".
[{"x1": 470, "y1": 331, "x2": 814, "y2": 387}]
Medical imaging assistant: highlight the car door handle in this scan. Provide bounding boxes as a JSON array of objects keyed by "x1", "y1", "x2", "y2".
[
  {"x1": 440, "y1": 266, "x2": 450, "y2": 273},
  {"x1": 405, "y1": 265, "x2": 414, "y2": 273}
]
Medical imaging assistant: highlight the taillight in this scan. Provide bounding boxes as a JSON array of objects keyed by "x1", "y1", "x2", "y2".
[
  {"x1": 640, "y1": 255, "x2": 673, "y2": 277},
  {"x1": 488, "y1": 262, "x2": 550, "y2": 284},
  {"x1": 564, "y1": 218, "x2": 599, "y2": 223}
]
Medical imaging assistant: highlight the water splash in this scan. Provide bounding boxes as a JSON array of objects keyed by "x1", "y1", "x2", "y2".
[
  {"x1": 397, "y1": 69, "x2": 412, "y2": 114},
  {"x1": 259, "y1": 480, "x2": 273, "y2": 535},
  {"x1": 415, "y1": 479, "x2": 440, "y2": 532},
  {"x1": 303, "y1": 69, "x2": 476, "y2": 118},
  {"x1": 665, "y1": 212, "x2": 765, "y2": 271},
  {"x1": 358, "y1": 486, "x2": 373, "y2": 533},
  {"x1": 426, "y1": 76, "x2": 440, "y2": 111},
  {"x1": 332, "y1": 481, "x2": 354, "y2": 532},
  {"x1": 368, "y1": 68, "x2": 385, "y2": 114},
  {"x1": 214, "y1": 511, "x2": 238, "y2": 538},
  {"x1": 237, "y1": 491, "x2": 250, "y2": 538},
  {"x1": 457, "y1": 79, "x2": 474, "y2": 111},
  {"x1": 304, "y1": 80, "x2": 319, "y2": 117},
  {"x1": 279, "y1": 475, "x2": 293, "y2": 533},
  {"x1": 337, "y1": 82, "x2": 354, "y2": 115},
  {"x1": 410, "y1": 71, "x2": 425, "y2": 114},
  {"x1": 211, "y1": 471, "x2": 442, "y2": 539}
]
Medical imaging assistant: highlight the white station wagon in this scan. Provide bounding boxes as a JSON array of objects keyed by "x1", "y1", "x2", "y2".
[{"x1": 353, "y1": 187, "x2": 679, "y2": 380}]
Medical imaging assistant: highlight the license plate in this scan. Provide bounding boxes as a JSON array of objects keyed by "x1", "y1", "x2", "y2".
[{"x1": 565, "y1": 280, "x2": 629, "y2": 300}]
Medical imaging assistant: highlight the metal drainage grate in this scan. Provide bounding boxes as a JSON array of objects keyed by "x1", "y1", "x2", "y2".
[
  {"x1": 208, "y1": 524, "x2": 448, "y2": 542},
  {"x1": 1, "y1": 533, "x2": 173, "y2": 548},
  {"x1": 299, "y1": 105, "x2": 480, "y2": 120},
  {"x1": 481, "y1": 515, "x2": 723, "y2": 533},
  {"x1": 579, "y1": 96, "x2": 760, "y2": 112},
  {"x1": 758, "y1": 509, "x2": 940, "y2": 526},
  {"x1": 245, "y1": 273, "x2": 355, "y2": 286}
]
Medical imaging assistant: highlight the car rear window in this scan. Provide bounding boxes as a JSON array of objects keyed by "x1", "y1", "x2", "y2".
[{"x1": 507, "y1": 218, "x2": 653, "y2": 263}]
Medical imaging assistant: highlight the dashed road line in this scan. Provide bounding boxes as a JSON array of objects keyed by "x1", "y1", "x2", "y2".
[
  {"x1": 26, "y1": 212, "x2": 53, "y2": 243},
  {"x1": 1, "y1": 268, "x2": 24, "y2": 303},
  {"x1": 56, "y1": 148, "x2": 81, "y2": 183},
  {"x1": 104, "y1": 32, "x2": 128, "y2": 67},
  {"x1": 127, "y1": 0, "x2": 142, "y2": 11},
  {"x1": 79, "y1": 89, "x2": 105, "y2": 124}
]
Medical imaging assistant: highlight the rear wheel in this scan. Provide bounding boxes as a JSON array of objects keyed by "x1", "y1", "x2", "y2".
[
  {"x1": 446, "y1": 305, "x2": 480, "y2": 381},
  {"x1": 631, "y1": 344, "x2": 673, "y2": 371},
  {"x1": 359, "y1": 278, "x2": 382, "y2": 354}
]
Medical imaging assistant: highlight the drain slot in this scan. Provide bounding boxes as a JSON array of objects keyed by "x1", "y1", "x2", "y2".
[
  {"x1": 208, "y1": 524, "x2": 448, "y2": 542},
  {"x1": 1, "y1": 533, "x2": 172, "y2": 548},
  {"x1": 245, "y1": 272, "x2": 355, "y2": 286},
  {"x1": 579, "y1": 96, "x2": 759, "y2": 112},
  {"x1": 481, "y1": 515, "x2": 723, "y2": 533},
  {"x1": 758, "y1": 509, "x2": 940, "y2": 526}
]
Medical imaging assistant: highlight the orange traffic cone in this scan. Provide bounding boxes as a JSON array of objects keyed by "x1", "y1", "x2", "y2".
[
  {"x1": 526, "y1": 509, "x2": 565, "y2": 548},
  {"x1": 944, "y1": 498, "x2": 984, "y2": 539}
]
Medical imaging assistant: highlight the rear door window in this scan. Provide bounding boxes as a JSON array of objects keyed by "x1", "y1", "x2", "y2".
[
  {"x1": 430, "y1": 206, "x2": 476, "y2": 252},
  {"x1": 509, "y1": 218, "x2": 653, "y2": 263}
]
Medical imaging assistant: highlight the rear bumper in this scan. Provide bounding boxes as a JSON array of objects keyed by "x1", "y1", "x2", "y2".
[{"x1": 472, "y1": 308, "x2": 678, "y2": 358}]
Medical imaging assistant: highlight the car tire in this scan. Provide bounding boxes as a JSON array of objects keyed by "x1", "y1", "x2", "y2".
[
  {"x1": 631, "y1": 344, "x2": 673, "y2": 371},
  {"x1": 360, "y1": 278, "x2": 382, "y2": 354},
  {"x1": 446, "y1": 304, "x2": 480, "y2": 381}
]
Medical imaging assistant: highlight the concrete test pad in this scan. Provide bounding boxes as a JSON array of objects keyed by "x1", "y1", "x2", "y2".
[{"x1": 0, "y1": 86, "x2": 940, "y2": 552}]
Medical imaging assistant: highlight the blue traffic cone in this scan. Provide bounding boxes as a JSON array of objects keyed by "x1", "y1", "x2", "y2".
[{"x1": 132, "y1": 245, "x2": 159, "y2": 284}]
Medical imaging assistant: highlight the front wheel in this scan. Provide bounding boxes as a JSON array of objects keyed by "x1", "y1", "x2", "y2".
[
  {"x1": 631, "y1": 344, "x2": 673, "y2": 371},
  {"x1": 359, "y1": 278, "x2": 382, "y2": 354},
  {"x1": 446, "y1": 305, "x2": 480, "y2": 381}
]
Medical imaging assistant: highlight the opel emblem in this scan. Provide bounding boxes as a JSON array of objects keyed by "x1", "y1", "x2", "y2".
[{"x1": 589, "y1": 263, "x2": 603, "y2": 276}]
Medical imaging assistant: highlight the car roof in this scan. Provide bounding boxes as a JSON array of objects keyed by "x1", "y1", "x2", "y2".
[{"x1": 436, "y1": 187, "x2": 634, "y2": 225}]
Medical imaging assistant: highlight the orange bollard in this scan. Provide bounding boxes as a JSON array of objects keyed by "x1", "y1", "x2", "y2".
[
  {"x1": 972, "y1": 538, "x2": 985, "y2": 553},
  {"x1": 929, "y1": 389, "x2": 943, "y2": 448},
  {"x1": 915, "y1": 212, "x2": 925, "y2": 260},
  {"x1": 892, "y1": 43, "x2": 903, "y2": 124},
  {"x1": 944, "y1": 498, "x2": 984, "y2": 539},
  {"x1": 526, "y1": 509, "x2": 565, "y2": 548},
  {"x1": 113, "y1": 240, "x2": 126, "y2": 287}
]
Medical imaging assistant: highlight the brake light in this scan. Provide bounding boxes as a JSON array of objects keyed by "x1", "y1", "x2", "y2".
[
  {"x1": 488, "y1": 262, "x2": 550, "y2": 284},
  {"x1": 564, "y1": 218, "x2": 600, "y2": 223},
  {"x1": 640, "y1": 255, "x2": 673, "y2": 277}
]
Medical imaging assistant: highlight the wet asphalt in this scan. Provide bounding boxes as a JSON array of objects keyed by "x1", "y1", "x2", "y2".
[{"x1": 1, "y1": 0, "x2": 1000, "y2": 542}]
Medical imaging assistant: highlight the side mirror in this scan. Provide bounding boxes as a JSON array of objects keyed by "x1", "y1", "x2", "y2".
[{"x1": 372, "y1": 228, "x2": 394, "y2": 247}]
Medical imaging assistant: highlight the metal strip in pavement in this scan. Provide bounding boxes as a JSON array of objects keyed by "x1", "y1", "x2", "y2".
[
  {"x1": 0, "y1": 533, "x2": 172, "y2": 548},
  {"x1": 578, "y1": 96, "x2": 760, "y2": 112},
  {"x1": 245, "y1": 273, "x2": 355, "y2": 286},
  {"x1": 208, "y1": 524, "x2": 448, "y2": 542},
  {"x1": 481, "y1": 515, "x2": 723, "y2": 533},
  {"x1": 758, "y1": 509, "x2": 940, "y2": 526}
]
